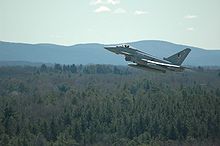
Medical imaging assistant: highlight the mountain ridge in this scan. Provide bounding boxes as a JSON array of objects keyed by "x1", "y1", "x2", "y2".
[
  {"x1": 0, "y1": 40, "x2": 220, "y2": 66},
  {"x1": 1, "y1": 40, "x2": 219, "y2": 50}
]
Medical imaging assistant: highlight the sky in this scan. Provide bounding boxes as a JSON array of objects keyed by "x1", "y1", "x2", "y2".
[{"x1": 1, "y1": 0, "x2": 220, "y2": 49}]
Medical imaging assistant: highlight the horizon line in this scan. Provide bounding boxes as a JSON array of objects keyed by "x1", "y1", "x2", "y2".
[{"x1": 0, "y1": 39, "x2": 219, "y2": 50}]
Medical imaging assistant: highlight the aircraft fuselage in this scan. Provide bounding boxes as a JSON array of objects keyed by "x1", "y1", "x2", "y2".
[{"x1": 104, "y1": 44, "x2": 190, "y2": 73}]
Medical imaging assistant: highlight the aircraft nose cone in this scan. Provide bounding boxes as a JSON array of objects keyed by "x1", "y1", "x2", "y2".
[
  {"x1": 104, "y1": 46, "x2": 114, "y2": 51},
  {"x1": 104, "y1": 46, "x2": 118, "y2": 54},
  {"x1": 104, "y1": 46, "x2": 111, "y2": 50}
]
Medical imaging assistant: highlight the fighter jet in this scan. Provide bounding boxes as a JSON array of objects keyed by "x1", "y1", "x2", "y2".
[{"x1": 104, "y1": 44, "x2": 191, "y2": 73}]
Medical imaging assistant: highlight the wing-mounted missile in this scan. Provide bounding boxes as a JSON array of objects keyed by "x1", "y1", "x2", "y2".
[{"x1": 128, "y1": 64, "x2": 166, "y2": 73}]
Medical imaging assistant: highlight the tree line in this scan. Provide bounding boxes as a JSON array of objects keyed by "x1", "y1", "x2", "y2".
[{"x1": 0, "y1": 64, "x2": 219, "y2": 146}]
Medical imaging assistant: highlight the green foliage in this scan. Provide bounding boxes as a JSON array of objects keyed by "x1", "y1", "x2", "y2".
[
  {"x1": 40, "y1": 64, "x2": 47, "y2": 72},
  {"x1": 0, "y1": 65, "x2": 219, "y2": 145}
]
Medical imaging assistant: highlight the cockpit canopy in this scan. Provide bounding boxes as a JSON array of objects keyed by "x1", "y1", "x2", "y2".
[{"x1": 116, "y1": 44, "x2": 130, "y2": 48}]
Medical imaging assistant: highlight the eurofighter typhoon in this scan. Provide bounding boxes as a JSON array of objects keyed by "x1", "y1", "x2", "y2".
[{"x1": 104, "y1": 44, "x2": 191, "y2": 73}]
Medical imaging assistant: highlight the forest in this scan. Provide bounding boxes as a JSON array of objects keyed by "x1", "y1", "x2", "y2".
[{"x1": 0, "y1": 64, "x2": 220, "y2": 146}]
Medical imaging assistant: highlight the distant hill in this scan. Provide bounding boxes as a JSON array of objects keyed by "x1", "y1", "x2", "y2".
[
  {"x1": 0, "y1": 61, "x2": 53, "y2": 67},
  {"x1": 0, "y1": 40, "x2": 220, "y2": 66}
]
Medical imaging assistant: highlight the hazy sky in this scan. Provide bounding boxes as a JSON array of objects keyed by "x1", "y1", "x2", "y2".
[{"x1": 1, "y1": 0, "x2": 220, "y2": 49}]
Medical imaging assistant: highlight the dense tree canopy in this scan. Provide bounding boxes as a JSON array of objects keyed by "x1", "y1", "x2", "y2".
[{"x1": 0, "y1": 65, "x2": 219, "y2": 146}]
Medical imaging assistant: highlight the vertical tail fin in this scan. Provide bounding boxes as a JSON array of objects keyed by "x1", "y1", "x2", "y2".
[{"x1": 164, "y1": 48, "x2": 191, "y2": 65}]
